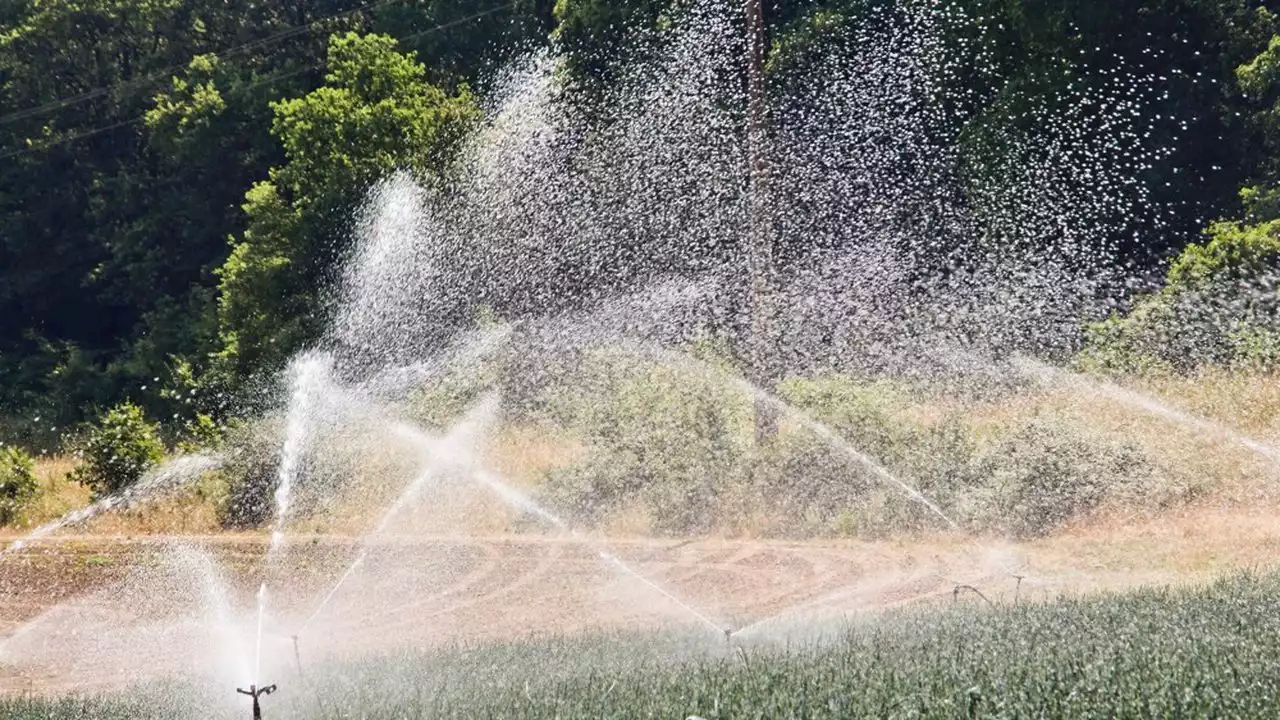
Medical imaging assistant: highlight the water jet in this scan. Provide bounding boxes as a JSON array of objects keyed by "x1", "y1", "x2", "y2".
[{"x1": 0, "y1": 0, "x2": 1232, "y2": 699}]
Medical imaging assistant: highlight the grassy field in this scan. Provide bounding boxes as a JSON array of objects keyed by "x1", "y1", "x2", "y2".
[{"x1": 7, "y1": 571, "x2": 1280, "y2": 719}]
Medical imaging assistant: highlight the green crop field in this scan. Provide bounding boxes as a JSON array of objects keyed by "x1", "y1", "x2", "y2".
[{"x1": 7, "y1": 571, "x2": 1280, "y2": 719}]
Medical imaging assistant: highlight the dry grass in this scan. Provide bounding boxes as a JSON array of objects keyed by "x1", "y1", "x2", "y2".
[
  {"x1": 12, "y1": 456, "x2": 89, "y2": 530},
  {"x1": 9, "y1": 369, "x2": 1280, "y2": 544},
  {"x1": 486, "y1": 424, "x2": 586, "y2": 485},
  {"x1": 6, "y1": 456, "x2": 225, "y2": 536},
  {"x1": 894, "y1": 369, "x2": 1280, "y2": 509},
  {"x1": 82, "y1": 473, "x2": 225, "y2": 535},
  {"x1": 1020, "y1": 501, "x2": 1280, "y2": 589}
]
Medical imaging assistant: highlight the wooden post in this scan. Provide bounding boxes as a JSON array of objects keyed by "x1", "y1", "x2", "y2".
[{"x1": 745, "y1": 0, "x2": 778, "y2": 443}]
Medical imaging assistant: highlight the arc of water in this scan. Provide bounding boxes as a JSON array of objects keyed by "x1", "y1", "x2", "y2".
[
  {"x1": 469, "y1": 468, "x2": 728, "y2": 636},
  {"x1": 298, "y1": 400, "x2": 499, "y2": 634},
  {"x1": 269, "y1": 354, "x2": 331, "y2": 559},
  {"x1": 297, "y1": 459, "x2": 435, "y2": 634},
  {"x1": 1, "y1": 454, "x2": 221, "y2": 556},
  {"x1": 369, "y1": 420, "x2": 725, "y2": 635},
  {"x1": 1011, "y1": 355, "x2": 1280, "y2": 467},
  {"x1": 254, "y1": 583, "x2": 268, "y2": 686}
]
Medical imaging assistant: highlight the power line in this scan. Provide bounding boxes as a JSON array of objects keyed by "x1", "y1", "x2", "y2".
[
  {"x1": 0, "y1": 0, "x2": 414, "y2": 127},
  {"x1": 0, "y1": 3, "x2": 517, "y2": 162}
]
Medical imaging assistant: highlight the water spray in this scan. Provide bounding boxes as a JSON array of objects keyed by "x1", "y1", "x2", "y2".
[
  {"x1": 236, "y1": 683, "x2": 277, "y2": 720},
  {"x1": 1011, "y1": 354, "x2": 1280, "y2": 467},
  {"x1": 470, "y1": 467, "x2": 730, "y2": 637},
  {"x1": 295, "y1": 408, "x2": 494, "y2": 635},
  {"x1": 253, "y1": 583, "x2": 267, "y2": 689}
]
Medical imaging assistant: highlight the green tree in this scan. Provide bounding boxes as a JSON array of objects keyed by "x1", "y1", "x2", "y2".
[
  {"x1": 215, "y1": 32, "x2": 480, "y2": 377},
  {"x1": 551, "y1": 0, "x2": 670, "y2": 88},
  {"x1": 0, "y1": 0, "x2": 370, "y2": 436},
  {"x1": 70, "y1": 402, "x2": 166, "y2": 496},
  {"x1": 1080, "y1": 220, "x2": 1280, "y2": 372},
  {"x1": 1238, "y1": 21, "x2": 1280, "y2": 222},
  {"x1": 374, "y1": 0, "x2": 555, "y2": 90}
]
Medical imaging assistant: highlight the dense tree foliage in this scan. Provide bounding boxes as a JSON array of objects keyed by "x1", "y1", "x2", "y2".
[
  {"x1": 217, "y1": 32, "x2": 478, "y2": 377},
  {"x1": 1, "y1": 0, "x2": 1279, "y2": 448}
]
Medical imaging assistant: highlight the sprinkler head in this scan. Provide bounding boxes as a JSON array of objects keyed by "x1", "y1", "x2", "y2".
[
  {"x1": 723, "y1": 627, "x2": 738, "y2": 646},
  {"x1": 237, "y1": 683, "x2": 278, "y2": 720},
  {"x1": 236, "y1": 684, "x2": 278, "y2": 698}
]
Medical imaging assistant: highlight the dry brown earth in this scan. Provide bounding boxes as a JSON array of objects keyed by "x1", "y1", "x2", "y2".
[{"x1": 2, "y1": 502, "x2": 1279, "y2": 694}]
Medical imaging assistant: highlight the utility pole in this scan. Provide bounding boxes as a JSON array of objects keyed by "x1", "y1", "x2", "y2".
[{"x1": 745, "y1": 0, "x2": 778, "y2": 443}]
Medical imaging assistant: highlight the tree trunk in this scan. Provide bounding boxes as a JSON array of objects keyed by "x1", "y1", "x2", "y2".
[{"x1": 745, "y1": 0, "x2": 778, "y2": 443}]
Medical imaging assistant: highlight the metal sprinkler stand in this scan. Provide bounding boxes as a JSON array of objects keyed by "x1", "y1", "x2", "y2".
[{"x1": 236, "y1": 683, "x2": 277, "y2": 720}]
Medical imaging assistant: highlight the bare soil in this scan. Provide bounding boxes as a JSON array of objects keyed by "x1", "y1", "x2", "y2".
[{"x1": 2, "y1": 501, "x2": 1279, "y2": 694}]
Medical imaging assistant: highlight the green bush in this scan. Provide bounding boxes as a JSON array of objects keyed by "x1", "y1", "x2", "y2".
[
  {"x1": 537, "y1": 362, "x2": 982, "y2": 538},
  {"x1": 524, "y1": 351, "x2": 1170, "y2": 540},
  {"x1": 537, "y1": 348, "x2": 752, "y2": 534},
  {"x1": 175, "y1": 413, "x2": 224, "y2": 455},
  {"x1": 974, "y1": 417, "x2": 1154, "y2": 538},
  {"x1": 769, "y1": 376, "x2": 986, "y2": 536},
  {"x1": 541, "y1": 449, "x2": 647, "y2": 526},
  {"x1": 775, "y1": 375, "x2": 917, "y2": 463},
  {"x1": 1079, "y1": 220, "x2": 1280, "y2": 373},
  {"x1": 748, "y1": 430, "x2": 871, "y2": 536},
  {"x1": 70, "y1": 402, "x2": 166, "y2": 496},
  {"x1": 0, "y1": 446, "x2": 38, "y2": 525}
]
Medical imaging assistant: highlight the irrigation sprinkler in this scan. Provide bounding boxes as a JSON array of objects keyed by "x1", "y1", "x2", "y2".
[
  {"x1": 952, "y1": 584, "x2": 994, "y2": 607},
  {"x1": 236, "y1": 683, "x2": 278, "y2": 720},
  {"x1": 967, "y1": 686, "x2": 983, "y2": 720}
]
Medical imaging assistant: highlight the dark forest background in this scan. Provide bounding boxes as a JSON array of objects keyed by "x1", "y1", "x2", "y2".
[{"x1": 3, "y1": 0, "x2": 1280, "y2": 451}]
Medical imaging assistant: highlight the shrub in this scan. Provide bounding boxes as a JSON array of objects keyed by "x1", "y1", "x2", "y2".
[
  {"x1": 0, "y1": 446, "x2": 38, "y2": 525},
  {"x1": 1079, "y1": 220, "x2": 1280, "y2": 373},
  {"x1": 768, "y1": 375, "x2": 985, "y2": 536},
  {"x1": 974, "y1": 417, "x2": 1154, "y2": 538},
  {"x1": 774, "y1": 375, "x2": 916, "y2": 464},
  {"x1": 537, "y1": 349, "x2": 751, "y2": 534},
  {"x1": 70, "y1": 402, "x2": 165, "y2": 496},
  {"x1": 217, "y1": 419, "x2": 281, "y2": 529},
  {"x1": 534, "y1": 355, "x2": 1176, "y2": 541},
  {"x1": 749, "y1": 430, "x2": 872, "y2": 536},
  {"x1": 176, "y1": 413, "x2": 224, "y2": 454},
  {"x1": 216, "y1": 414, "x2": 374, "y2": 530},
  {"x1": 541, "y1": 449, "x2": 647, "y2": 526}
]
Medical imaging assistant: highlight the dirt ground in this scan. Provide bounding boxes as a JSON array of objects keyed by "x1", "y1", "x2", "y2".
[{"x1": 2, "y1": 501, "x2": 1279, "y2": 695}]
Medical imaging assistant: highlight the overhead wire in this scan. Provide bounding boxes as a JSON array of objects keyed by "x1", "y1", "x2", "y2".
[
  {"x1": 0, "y1": 0, "x2": 415, "y2": 127},
  {"x1": 0, "y1": 3, "x2": 517, "y2": 162}
]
